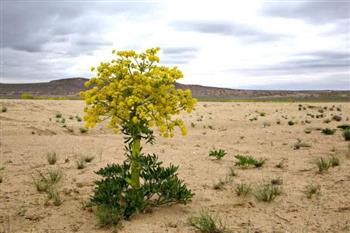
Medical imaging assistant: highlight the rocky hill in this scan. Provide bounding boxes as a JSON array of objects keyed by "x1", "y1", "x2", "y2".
[{"x1": 0, "y1": 78, "x2": 349, "y2": 101}]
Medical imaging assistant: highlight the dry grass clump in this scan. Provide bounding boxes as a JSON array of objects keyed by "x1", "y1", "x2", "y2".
[
  {"x1": 47, "y1": 152, "x2": 57, "y2": 165},
  {"x1": 189, "y1": 210, "x2": 231, "y2": 233}
]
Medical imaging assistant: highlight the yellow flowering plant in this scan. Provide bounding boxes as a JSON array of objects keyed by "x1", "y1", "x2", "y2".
[{"x1": 80, "y1": 47, "x2": 196, "y2": 189}]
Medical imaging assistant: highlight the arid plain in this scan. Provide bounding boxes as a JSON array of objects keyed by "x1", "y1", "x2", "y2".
[{"x1": 1, "y1": 100, "x2": 349, "y2": 233}]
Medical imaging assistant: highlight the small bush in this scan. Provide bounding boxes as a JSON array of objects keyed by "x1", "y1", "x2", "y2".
[
  {"x1": 314, "y1": 157, "x2": 331, "y2": 173},
  {"x1": 321, "y1": 128, "x2": 336, "y2": 135},
  {"x1": 79, "y1": 127, "x2": 88, "y2": 134},
  {"x1": 234, "y1": 155, "x2": 265, "y2": 168},
  {"x1": 213, "y1": 179, "x2": 229, "y2": 190},
  {"x1": 332, "y1": 115, "x2": 342, "y2": 122},
  {"x1": 343, "y1": 129, "x2": 350, "y2": 141},
  {"x1": 47, "y1": 169, "x2": 63, "y2": 184},
  {"x1": 55, "y1": 113, "x2": 62, "y2": 118},
  {"x1": 1, "y1": 106, "x2": 7, "y2": 112},
  {"x1": 91, "y1": 154, "x2": 194, "y2": 225},
  {"x1": 33, "y1": 169, "x2": 62, "y2": 192},
  {"x1": 69, "y1": 115, "x2": 74, "y2": 120},
  {"x1": 227, "y1": 167, "x2": 237, "y2": 177},
  {"x1": 235, "y1": 183, "x2": 252, "y2": 197},
  {"x1": 47, "y1": 152, "x2": 57, "y2": 165},
  {"x1": 189, "y1": 210, "x2": 230, "y2": 233},
  {"x1": 75, "y1": 115, "x2": 82, "y2": 122},
  {"x1": 83, "y1": 155, "x2": 95, "y2": 163},
  {"x1": 96, "y1": 205, "x2": 122, "y2": 226},
  {"x1": 209, "y1": 149, "x2": 227, "y2": 160},
  {"x1": 21, "y1": 92, "x2": 34, "y2": 99},
  {"x1": 304, "y1": 128, "x2": 312, "y2": 134},
  {"x1": 293, "y1": 139, "x2": 311, "y2": 150},
  {"x1": 254, "y1": 184, "x2": 282, "y2": 202},
  {"x1": 329, "y1": 156, "x2": 340, "y2": 167},
  {"x1": 337, "y1": 124, "x2": 350, "y2": 130},
  {"x1": 46, "y1": 188, "x2": 63, "y2": 206},
  {"x1": 61, "y1": 118, "x2": 66, "y2": 124},
  {"x1": 76, "y1": 159, "x2": 86, "y2": 169},
  {"x1": 288, "y1": 121, "x2": 295, "y2": 126},
  {"x1": 304, "y1": 184, "x2": 321, "y2": 199},
  {"x1": 270, "y1": 177, "x2": 283, "y2": 185}
]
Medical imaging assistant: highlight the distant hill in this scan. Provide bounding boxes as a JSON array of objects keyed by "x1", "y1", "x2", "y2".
[{"x1": 0, "y1": 77, "x2": 349, "y2": 101}]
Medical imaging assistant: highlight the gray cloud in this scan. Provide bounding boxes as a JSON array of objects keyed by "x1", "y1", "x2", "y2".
[
  {"x1": 1, "y1": 1, "x2": 157, "y2": 82},
  {"x1": 262, "y1": 1, "x2": 350, "y2": 24},
  {"x1": 170, "y1": 20, "x2": 286, "y2": 42},
  {"x1": 161, "y1": 47, "x2": 199, "y2": 65},
  {"x1": 227, "y1": 50, "x2": 349, "y2": 82}
]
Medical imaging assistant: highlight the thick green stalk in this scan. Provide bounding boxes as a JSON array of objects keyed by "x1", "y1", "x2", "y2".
[{"x1": 130, "y1": 136, "x2": 141, "y2": 188}]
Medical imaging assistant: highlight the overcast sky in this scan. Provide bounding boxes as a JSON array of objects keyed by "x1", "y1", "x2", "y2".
[{"x1": 1, "y1": 0, "x2": 349, "y2": 90}]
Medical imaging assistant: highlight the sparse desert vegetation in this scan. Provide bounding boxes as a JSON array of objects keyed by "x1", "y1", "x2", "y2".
[{"x1": 0, "y1": 100, "x2": 349, "y2": 232}]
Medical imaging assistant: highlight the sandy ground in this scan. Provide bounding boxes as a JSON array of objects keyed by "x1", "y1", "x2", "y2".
[{"x1": 0, "y1": 100, "x2": 349, "y2": 233}]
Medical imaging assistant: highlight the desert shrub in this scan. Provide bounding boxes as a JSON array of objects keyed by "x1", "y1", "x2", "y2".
[
  {"x1": 1, "y1": 106, "x2": 7, "y2": 112},
  {"x1": 304, "y1": 128, "x2": 312, "y2": 134},
  {"x1": 314, "y1": 157, "x2": 331, "y2": 173},
  {"x1": 343, "y1": 129, "x2": 350, "y2": 141},
  {"x1": 234, "y1": 155, "x2": 265, "y2": 168},
  {"x1": 270, "y1": 177, "x2": 283, "y2": 185},
  {"x1": 235, "y1": 183, "x2": 252, "y2": 197},
  {"x1": 321, "y1": 128, "x2": 336, "y2": 135},
  {"x1": 55, "y1": 113, "x2": 62, "y2": 118},
  {"x1": 46, "y1": 188, "x2": 63, "y2": 206},
  {"x1": 69, "y1": 115, "x2": 74, "y2": 120},
  {"x1": 67, "y1": 127, "x2": 74, "y2": 133},
  {"x1": 337, "y1": 124, "x2": 350, "y2": 130},
  {"x1": 75, "y1": 115, "x2": 82, "y2": 122},
  {"x1": 275, "y1": 160, "x2": 285, "y2": 169},
  {"x1": 47, "y1": 169, "x2": 63, "y2": 184},
  {"x1": 79, "y1": 127, "x2": 88, "y2": 133},
  {"x1": 91, "y1": 154, "x2": 194, "y2": 222},
  {"x1": 33, "y1": 175, "x2": 50, "y2": 192},
  {"x1": 191, "y1": 122, "x2": 196, "y2": 128},
  {"x1": 47, "y1": 152, "x2": 57, "y2": 165},
  {"x1": 96, "y1": 205, "x2": 122, "y2": 226},
  {"x1": 189, "y1": 210, "x2": 230, "y2": 233},
  {"x1": 21, "y1": 92, "x2": 34, "y2": 99},
  {"x1": 76, "y1": 159, "x2": 86, "y2": 169},
  {"x1": 332, "y1": 115, "x2": 342, "y2": 122},
  {"x1": 82, "y1": 48, "x2": 196, "y2": 226},
  {"x1": 288, "y1": 121, "x2": 295, "y2": 126},
  {"x1": 227, "y1": 167, "x2": 237, "y2": 177},
  {"x1": 329, "y1": 156, "x2": 340, "y2": 167},
  {"x1": 32, "y1": 169, "x2": 62, "y2": 192},
  {"x1": 213, "y1": 176, "x2": 232, "y2": 190},
  {"x1": 61, "y1": 118, "x2": 65, "y2": 123},
  {"x1": 304, "y1": 184, "x2": 321, "y2": 199},
  {"x1": 83, "y1": 155, "x2": 95, "y2": 163},
  {"x1": 209, "y1": 149, "x2": 227, "y2": 160},
  {"x1": 293, "y1": 139, "x2": 311, "y2": 150},
  {"x1": 254, "y1": 184, "x2": 282, "y2": 202}
]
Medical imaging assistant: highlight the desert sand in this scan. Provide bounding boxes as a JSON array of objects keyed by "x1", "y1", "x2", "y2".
[{"x1": 0, "y1": 100, "x2": 349, "y2": 233}]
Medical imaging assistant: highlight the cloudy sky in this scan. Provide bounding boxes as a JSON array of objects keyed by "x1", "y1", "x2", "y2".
[{"x1": 1, "y1": 0, "x2": 349, "y2": 90}]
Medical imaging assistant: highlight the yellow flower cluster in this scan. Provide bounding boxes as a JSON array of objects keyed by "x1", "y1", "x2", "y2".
[{"x1": 80, "y1": 48, "x2": 197, "y2": 137}]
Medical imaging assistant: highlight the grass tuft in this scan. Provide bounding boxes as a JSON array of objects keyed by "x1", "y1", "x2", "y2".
[
  {"x1": 304, "y1": 184, "x2": 321, "y2": 199},
  {"x1": 234, "y1": 183, "x2": 252, "y2": 197},
  {"x1": 209, "y1": 149, "x2": 227, "y2": 160},
  {"x1": 189, "y1": 210, "x2": 231, "y2": 233},
  {"x1": 254, "y1": 184, "x2": 282, "y2": 202},
  {"x1": 47, "y1": 152, "x2": 57, "y2": 165},
  {"x1": 234, "y1": 155, "x2": 266, "y2": 168}
]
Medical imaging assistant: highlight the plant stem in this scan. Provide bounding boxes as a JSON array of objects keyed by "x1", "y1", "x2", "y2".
[{"x1": 130, "y1": 136, "x2": 141, "y2": 188}]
